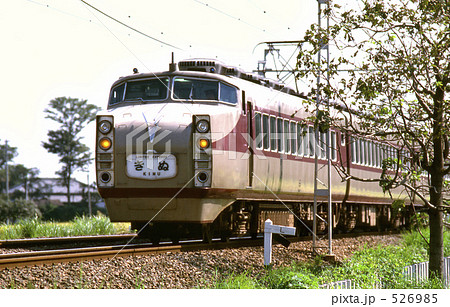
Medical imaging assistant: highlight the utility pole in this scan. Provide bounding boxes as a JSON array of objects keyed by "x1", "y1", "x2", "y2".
[
  {"x1": 313, "y1": 0, "x2": 334, "y2": 260},
  {"x1": 5, "y1": 140, "x2": 9, "y2": 201},
  {"x1": 88, "y1": 172, "x2": 92, "y2": 217}
]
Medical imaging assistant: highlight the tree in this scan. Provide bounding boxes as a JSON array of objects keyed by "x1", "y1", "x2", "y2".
[
  {"x1": 42, "y1": 97, "x2": 100, "y2": 205},
  {"x1": 0, "y1": 141, "x2": 39, "y2": 198},
  {"x1": 297, "y1": 0, "x2": 449, "y2": 279}
]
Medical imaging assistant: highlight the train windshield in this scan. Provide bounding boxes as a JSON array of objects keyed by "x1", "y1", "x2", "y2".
[
  {"x1": 173, "y1": 77, "x2": 238, "y2": 104},
  {"x1": 109, "y1": 78, "x2": 169, "y2": 106}
]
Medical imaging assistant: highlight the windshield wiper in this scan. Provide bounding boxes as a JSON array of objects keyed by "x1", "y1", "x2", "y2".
[{"x1": 188, "y1": 84, "x2": 195, "y2": 100}]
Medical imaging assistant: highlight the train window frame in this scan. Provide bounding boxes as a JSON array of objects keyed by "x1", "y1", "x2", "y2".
[
  {"x1": 262, "y1": 114, "x2": 270, "y2": 151},
  {"x1": 254, "y1": 112, "x2": 262, "y2": 150},
  {"x1": 270, "y1": 115, "x2": 277, "y2": 152},
  {"x1": 290, "y1": 121, "x2": 297, "y2": 155}
]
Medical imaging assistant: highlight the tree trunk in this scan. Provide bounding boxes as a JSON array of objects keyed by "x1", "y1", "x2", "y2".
[
  {"x1": 66, "y1": 173, "x2": 71, "y2": 206},
  {"x1": 428, "y1": 206, "x2": 444, "y2": 279},
  {"x1": 428, "y1": 103, "x2": 445, "y2": 280},
  {"x1": 429, "y1": 168, "x2": 444, "y2": 279}
]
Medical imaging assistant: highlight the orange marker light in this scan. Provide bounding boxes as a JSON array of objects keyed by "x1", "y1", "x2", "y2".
[
  {"x1": 199, "y1": 138, "x2": 209, "y2": 149},
  {"x1": 99, "y1": 137, "x2": 112, "y2": 150}
]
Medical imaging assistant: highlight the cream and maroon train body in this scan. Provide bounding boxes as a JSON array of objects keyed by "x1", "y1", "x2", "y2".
[{"x1": 96, "y1": 59, "x2": 408, "y2": 242}]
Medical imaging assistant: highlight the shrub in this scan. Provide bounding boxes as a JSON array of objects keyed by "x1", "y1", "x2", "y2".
[{"x1": 0, "y1": 198, "x2": 41, "y2": 223}]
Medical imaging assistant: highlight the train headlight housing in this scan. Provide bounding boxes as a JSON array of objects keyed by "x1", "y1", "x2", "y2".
[
  {"x1": 196, "y1": 119, "x2": 210, "y2": 133},
  {"x1": 99, "y1": 137, "x2": 112, "y2": 150},
  {"x1": 98, "y1": 120, "x2": 112, "y2": 134}
]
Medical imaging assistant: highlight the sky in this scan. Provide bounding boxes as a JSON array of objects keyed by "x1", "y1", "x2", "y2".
[{"x1": 1, "y1": 0, "x2": 318, "y2": 185}]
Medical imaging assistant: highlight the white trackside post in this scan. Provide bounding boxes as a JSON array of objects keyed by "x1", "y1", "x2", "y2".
[
  {"x1": 264, "y1": 219, "x2": 296, "y2": 266},
  {"x1": 264, "y1": 219, "x2": 273, "y2": 266}
]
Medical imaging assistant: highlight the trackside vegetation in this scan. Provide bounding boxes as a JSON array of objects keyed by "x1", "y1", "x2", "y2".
[
  {"x1": 0, "y1": 214, "x2": 131, "y2": 239},
  {"x1": 209, "y1": 230, "x2": 450, "y2": 289}
]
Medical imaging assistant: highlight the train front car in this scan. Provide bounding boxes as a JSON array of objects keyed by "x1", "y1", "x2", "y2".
[{"x1": 96, "y1": 60, "x2": 243, "y2": 243}]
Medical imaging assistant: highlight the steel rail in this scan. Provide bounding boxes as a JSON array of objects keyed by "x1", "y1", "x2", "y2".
[
  {"x1": 0, "y1": 231, "x2": 400, "y2": 270},
  {"x1": 0, "y1": 234, "x2": 137, "y2": 248}
]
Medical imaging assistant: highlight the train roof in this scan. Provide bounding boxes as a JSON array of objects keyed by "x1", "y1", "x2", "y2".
[{"x1": 112, "y1": 59, "x2": 306, "y2": 99}]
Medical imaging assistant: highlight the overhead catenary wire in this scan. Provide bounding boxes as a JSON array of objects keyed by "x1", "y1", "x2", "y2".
[
  {"x1": 192, "y1": 0, "x2": 271, "y2": 34},
  {"x1": 80, "y1": 0, "x2": 183, "y2": 51}
]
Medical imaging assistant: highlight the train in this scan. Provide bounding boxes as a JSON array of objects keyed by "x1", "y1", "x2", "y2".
[{"x1": 95, "y1": 58, "x2": 411, "y2": 244}]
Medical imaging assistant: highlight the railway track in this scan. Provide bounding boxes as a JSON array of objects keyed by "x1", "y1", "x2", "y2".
[
  {"x1": 0, "y1": 237, "x2": 272, "y2": 270},
  {"x1": 0, "y1": 231, "x2": 399, "y2": 270}
]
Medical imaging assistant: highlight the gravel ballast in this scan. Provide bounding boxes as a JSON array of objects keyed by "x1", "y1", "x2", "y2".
[{"x1": 0, "y1": 234, "x2": 402, "y2": 289}]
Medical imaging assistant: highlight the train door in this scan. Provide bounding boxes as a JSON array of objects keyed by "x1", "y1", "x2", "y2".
[{"x1": 246, "y1": 100, "x2": 254, "y2": 188}]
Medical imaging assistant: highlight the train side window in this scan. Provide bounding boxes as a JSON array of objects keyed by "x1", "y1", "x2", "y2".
[
  {"x1": 109, "y1": 83, "x2": 125, "y2": 105},
  {"x1": 219, "y1": 82, "x2": 238, "y2": 104},
  {"x1": 254, "y1": 112, "x2": 262, "y2": 149},
  {"x1": 320, "y1": 131, "x2": 326, "y2": 159},
  {"x1": 308, "y1": 126, "x2": 315, "y2": 157},
  {"x1": 262, "y1": 114, "x2": 270, "y2": 150},
  {"x1": 297, "y1": 124, "x2": 303, "y2": 156},
  {"x1": 366, "y1": 140, "x2": 370, "y2": 165},
  {"x1": 284, "y1": 119, "x2": 290, "y2": 154},
  {"x1": 270, "y1": 116, "x2": 277, "y2": 151},
  {"x1": 381, "y1": 145, "x2": 387, "y2": 163},
  {"x1": 350, "y1": 137, "x2": 356, "y2": 163},
  {"x1": 331, "y1": 131, "x2": 336, "y2": 161},
  {"x1": 341, "y1": 133, "x2": 346, "y2": 146},
  {"x1": 277, "y1": 118, "x2": 284, "y2": 153},
  {"x1": 355, "y1": 137, "x2": 360, "y2": 164},
  {"x1": 360, "y1": 139, "x2": 365, "y2": 165},
  {"x1": 303, "y1": 126, "x2": 309, "y2": 157},
  {"x1": 290, "y1": 121, "x2": 297, "y2": 155},
  {"x1": 373, "y1": 142, "x2": 378, "y2": 167}
]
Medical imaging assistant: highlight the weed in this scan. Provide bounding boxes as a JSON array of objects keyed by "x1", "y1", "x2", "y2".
[{"x1": 0, "y1": 214, "x2": 131, "y2": 240}]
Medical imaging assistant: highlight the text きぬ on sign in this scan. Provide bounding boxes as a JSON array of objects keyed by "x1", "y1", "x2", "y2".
[{"x1": 126, "y1": 154, "x2": 177, "y2": 180}]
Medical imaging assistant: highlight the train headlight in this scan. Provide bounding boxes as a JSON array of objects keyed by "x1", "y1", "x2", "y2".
[
  {"x1": 100, "y1": 172, "x2": 112, "y2": 183},
  {"x1": 196, "y1": 119, "x2": 210, "y2": 133},
  {"x1": 99, "y1": 137, "x2": 112, "y2": 150},
  {"x1": 199, "y1": 138, "x2": 210, "y2": 149},
  {"x1": 197, "y1": 171, "x2": 209, "y2": 183},
  {"x1": 98, "y1": 120, "x2": 112, "y2": 134}
]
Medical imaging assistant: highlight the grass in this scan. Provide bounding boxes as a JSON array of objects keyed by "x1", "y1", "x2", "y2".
[
  {"x1": 209, "y1": 228, "x2": 449, "y2": 289},
  {"x1": 0, "y1": 214, "x2": 131, "y2": 239}
]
